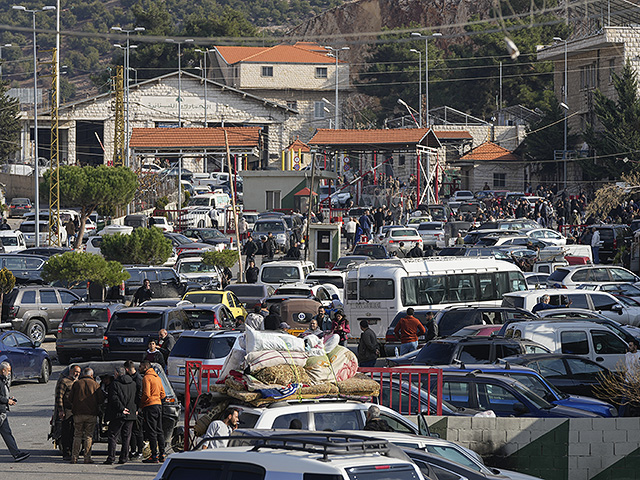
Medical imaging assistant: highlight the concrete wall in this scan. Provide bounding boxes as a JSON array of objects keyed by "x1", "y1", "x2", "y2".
[
  {"x1": 425, "y1": 416, "x2": 640, "y2": 480},
  {"x1": 0, "y1": 173, "x2": 35, "y2": 201}
]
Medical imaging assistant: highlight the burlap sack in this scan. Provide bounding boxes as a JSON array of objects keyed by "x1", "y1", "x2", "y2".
[{"x1": 253, "y1": 364, "x2": 309, "y2": 386}]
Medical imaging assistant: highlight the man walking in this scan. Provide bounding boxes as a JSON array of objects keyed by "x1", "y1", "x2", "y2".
[
  {"x1": 124, "y1": 360, "x2": 144, "y2": 460},
  {"x1": 133, "y1": 279, "x2": 153, "y2": 306},
  {"x1": 357, "y1": 320, "x2": 379, "y2": 367},
  {"x1": 202, "y1": 407, "x2": 240, "y2": 449},
  {"x1": 0, "y1": 362, "x2": 29, "y2": 462},
  {"x1": 245, "y1": 259, "x2": 259, "y2": 284},
  {"x1": 104, "y1": 367, "x2": 137, "y2": 464},
  {"x1": 344, "y1": 217, "x2": 357, "y2": 250},
  {"x1": 69, "y1": 367, "x2": 103, "y2": 464},
  {"x1": 140, "y1": 360, "x2": 166, "y2": 463},
  {"x1": 394, "y1": 308, "x2": 426, "y2": 355},
  {"x1": 591, "y1": 227, "x2": 601, "y2": 264},
  {"x1": 54, "y1": 364, "x2": 81, "y2": 460},
  {"x1": 157, "y1": 329, "x2": 176, "y2": 363}
]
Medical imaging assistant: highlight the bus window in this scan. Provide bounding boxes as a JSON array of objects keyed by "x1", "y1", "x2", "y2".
[
  {"x1": 360, "y1": 279, "x2": 394, "y2": 300},
  {"x1": 401, "y1": 275, "x2": 446, "y2": 306}
]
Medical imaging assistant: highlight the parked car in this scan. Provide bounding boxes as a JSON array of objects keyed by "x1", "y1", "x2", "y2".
[
  {"x1": 148, "y1": 216, "x2": 173, "y2": 232},
  {"x1": 0, "y1": 330, "x2": 51, "y2": 383},
  {"x1": 379, "y1": 227, "x2": 423, "y2": 254},
  {"x1": 579, "y1": 224, "x2": 632, "y2": 263},
  {"x1": 7, "y1": 198, "x2": 33, "y2": 218},
  {"x1": 19, "y1": 220, "x2": 67, "y2": 248},
  {"x1": 102, "y1": 306, "x2": 190, "y2": 361},
  {"x1": 164, "y1": 232, "x2": 212, "y2": 254},
  {"x1": 223, "y1": 284, "x2": 274, "y2": 308},
  {"x1": 252, "y1": 218, "x2": 291, "y2": 252},
  {"x1": 577, "y1": 282, "x2": 640, "y2": 302},
  {"x1": 18, "y1": 246, "x2": 72, "y2": 258},
  {"x1": 430, "y1": 371, "x2": 600, "y2": 417},
  {"x1": 55, "y1": 302, "x2": 126, "y2": 364},
  {"x1": 501, "y1": 353, "x2": 615, "y2": 398},
  {"x1": 180, "y1": 228, "x2": 233, "y2": 249},
  {"x1": 351, "y1": 244, "x2": 390, "y2": 259},
  {"x1": 182, "y1": 290, "x2": 247, "y2": 320},
  {"x1": 257, "y1": 260, "x2": 316, "y2": 288},
  {"x1": 107, "y1": 266, "x2": 189, "y2": 304},
  {"x1": 174, "y1": 256, "x2": 222, "y2": 288},
  {"x1": 546, "y1": 265, "x2": 640, "y2": 288},
  {"x1": 417, "y1": 222, "x2": 446, "y2": 248},
  {"x1": 0, "y1": 231, "x2": 27, "y2": 254},
  {"x1": 167, "y1": 329, "x2": 242, "y2": 395},
  {"x1": 1, "y1": 286, "x2": 80, "y2": 342},
  {"x1": 524, "y1": 228, "x2": 567, "y2": 246},
  {"x1": 0, "y1": 253, "x2": 47, "y2": 283}
]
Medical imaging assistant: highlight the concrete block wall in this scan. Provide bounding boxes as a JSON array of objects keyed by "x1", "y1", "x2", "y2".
[{"x1": 425, "y1": 416, "x2": 640, "y2": 480}]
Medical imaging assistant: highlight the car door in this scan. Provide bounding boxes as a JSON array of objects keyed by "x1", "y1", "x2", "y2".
[
  {"x1": 589, "y1": 293, "x2": 630, "y2": 324},
  {"x1": 476, "y1": 381, "x2": 529, "y2": 416},
  {"x1": 439, "y1": 379, "x2": 476, "y2": 409},
  {"x1": 563, "y1": 357, "x2": 610, "y2": 397},
  {"x1": 588, "y1": 328, "x2": 627, "y2": 371},
  {"x1": 38, "y1": 289, "x2": 61, "y2": 330},
  {"x1": 13, "y1": 331, "x2": 39, "y2": 377},
  {"x1": 1, "y1": 333, "x2": 24, "y2": 378},
  {"x1": 226, "y1": 292, "x2": 244, "y2": 319},
  {"x1": 529, "y1": 357, "x2": 578, "y2": 395},
  {"x1": 159, "y1": 269, "x2": 182, "y2": 298}
]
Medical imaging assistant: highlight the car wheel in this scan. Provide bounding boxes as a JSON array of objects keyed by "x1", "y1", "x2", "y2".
[
  {"x1": 57, "y1": 352, "x2": 71, "y2": 365},
  {"x1": 26, "y1": 319, "x2": 46, "y2": 343},
  {"x1": 171, "y1": 426, "x2": 184, "y2": 453},
  {"x1": 39, "y1": 359, "x2": 51, "y2": 383}
]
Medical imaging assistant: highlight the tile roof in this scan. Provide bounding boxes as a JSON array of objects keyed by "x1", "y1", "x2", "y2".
[
  {"x1": 129, "y1": 127, "x2": 261, "y2": 149},
  {"x1": 460, "y1": 141, "x2": 521, "y2": 161},
  {"x1": 215, "y1": 43, "x2": 338, "y2": 65},
  {"x1": 287, "y1": 138, "x2": 311, "y2": 152},
  {"x1": 433, "y1": 130, "x2": 473, "y2": 140}
]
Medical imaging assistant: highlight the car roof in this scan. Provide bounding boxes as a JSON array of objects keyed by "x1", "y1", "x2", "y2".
[{"x1": 177, "y1": 329, "x2": 242, "y2": 338}]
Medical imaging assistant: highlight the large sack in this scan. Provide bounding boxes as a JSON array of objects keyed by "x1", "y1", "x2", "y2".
[
  {"x1": 327, "y1": 346, "x2": 359, "y2": 382},
  {"x1": 337, "y1": 375, "x2": 380, "y2": 396},
  {"x1": 305, "y1": 353, "x2": 333, "y2": 384},
  {"x1": 245, "y1": 327, "x2": 305, "y2": 353},
  {"x1": 253, "y1": 364, "x2": 310, "y2": 386},
  {"x1": 245, "y1": 350, "x2": 308, "y2": 372},
  {"x1": 218, "y1": 337, "x2": 246, "y2": 382}
]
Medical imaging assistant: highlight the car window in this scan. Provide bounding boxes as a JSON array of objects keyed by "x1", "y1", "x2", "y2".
[
  {"x1": 565, "y1": 294, "x2": 589, "y2": 309},
  {"x1": 526, "y1": 344, "x2": 551, "y2": 354},
  {"x1": 159, "y1": 270, "x2": 177, "y2": 282},
  {"x1": 227, "y1": 293, "x2": 237, "y2": 308},
  {"x1": 590, "y1": 294, "x2": 618, "y2": 311},
  {"x1": 441, "y1": 381, "x2": 472, "y2": 407},
  {"x1": 593, "y1": 268, "x2": 611, "y2": 282},
  {"x1": 313, "y1": 411, "x2": 363, "y2": 431},
  {"x1": 379, "y1": 412, "x2": 414, "y2": 433},
  {"x1": 59, "y1": 291, "x2": 79, "y2": 304},
  {"x1": 458, "y1": 344, "x2": 492, "y2": 364},
  {"x1": 143, "y1": 270, "x2": 159, "y2": 282},
  {"x1": 610, "y1": 268, "x2": 637, "y2": 282},
  {"x1": 3, "y1": 334, "x2": 17, "y2": 347},
  {"x1": 560, "y1": 331, "x2": 589, "y2": 355},
  {"x1": 424, "y1": 445, "x2": 482, "y2": 472},
  {"x1": 25, "y1": 258, "x2": 43, "y2": 269},
  {"x1": 21, "y1": 291, "x2": 36, "y2": 304},
  {"x1": 477, "y1": 383, "x2": 520, "y2": 414},
  {"x1": 127, "y1": 269, "x2": 142, "y2": 283},
  {"x1": 591, "y1": 330, "x2": 627, "y2": 354},
  {"x1": 570, "y1": 270, "x2": 589, "y2": 282},
  {"x1": 271, "y1": 412, "x2": 309, "y2": 429},
  {"x1": 14, "y1": 332, "x2": 32, "y2": 348},
  {"x1": 565, "y1": 358, "x2": 607, "y2": 379},
  {"x1": 185, "y1": 293, "x2": 223, "y2": 304},
  {"x1": 40, "y1": 290, "x2": 59, "y2": 304},
  {"x1": 167, "y1": 311, "x2": 186, "y2": 330},
  {"x1": 496, "y1": 344, "x2": 522, "y2": 359}
]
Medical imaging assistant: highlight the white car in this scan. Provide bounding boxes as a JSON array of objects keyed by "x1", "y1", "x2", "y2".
[
  {"x1": 175, "y1": 256, "x2": 222, "y2": 286},
  {"x1": 141, "y1": 162, "x2": 163, "y2": 173},
  {"x1": 524, "y1": 228, "x2": 567, "y2": 246},
  {"x1": 416, "y1": 222, "x2": 445, "y2": 248},
  {"x1": 178, "y1": 207, "x2": 213, "y2": 229},
  {"x1": 578, "y1": 282, "x2": 640, "y2": 302},
  {"x1": 149, "y1": 216, "x2": 174, "y2": 232},
  {"x1": 546, "y1": 265, "x2": 640, "y2": 288},
  {"x1": 0, "y1": 230, "x2": 27, "y2": 253},
  {"x1": 273, "y1": 282, "x2": 341, "y2": 306},
  {"x1": 379, "y1": 227, "x2": 423, "y2": 253}
]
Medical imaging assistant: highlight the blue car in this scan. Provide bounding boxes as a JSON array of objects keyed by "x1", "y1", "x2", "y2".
[
  {"x1": 438, "y1": 364, "x2": 618, "y2": 417},
  {"x1": 0, "y1": 330, "x2": 51, "y2": 384}
]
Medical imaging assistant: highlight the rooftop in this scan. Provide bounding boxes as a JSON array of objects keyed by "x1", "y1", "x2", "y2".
[
  {"x1": 215, "y1": 42, "x2": 339, "y2": 65},
  {"x1": 460, "y1": 141, "x2": 520, "y2": 162}
]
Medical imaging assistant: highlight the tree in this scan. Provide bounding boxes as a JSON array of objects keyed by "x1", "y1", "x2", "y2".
[
  {"x1": 586, "y1": 171, "x2": 640, "y2": 219},
  {"x1": 41, "y1": 252, "x2": 130, "y2": 300},
  {"x1": 0, "y1": 267, "x2": 16, "y2": 308},
  {"x1": 201, "y1": 250, "x2": 239, "y2": 269},
  {"x1": 0, "y1": 82, "x2": 22, "y2": 162},
  {"x1": 100, "y1": 227, "x2": 173, "y2": 265},
  {"x1": 583, "y1": 61, "x2": 640, "y2": 180},
  {"x1": 40, "y1": 166, "x2": 138, "y2": 248}
]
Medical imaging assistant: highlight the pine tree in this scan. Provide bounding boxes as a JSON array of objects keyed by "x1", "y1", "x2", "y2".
[{"x1": 0, "y1": 82, "x2": 21, "y2": 162}]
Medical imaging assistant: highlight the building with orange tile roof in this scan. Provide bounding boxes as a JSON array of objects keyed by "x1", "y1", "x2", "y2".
[{"x1": 455, "y1": 141, "x2": 527, "y2": 192}]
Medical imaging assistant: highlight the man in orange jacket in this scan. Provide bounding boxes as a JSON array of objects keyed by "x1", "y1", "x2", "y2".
[
  {"x1": 394, "y1": 307, "x2": 426, "y2": 355},
  {"x1": 139, "y1": 360, "x2": 165, "y2": 463}
]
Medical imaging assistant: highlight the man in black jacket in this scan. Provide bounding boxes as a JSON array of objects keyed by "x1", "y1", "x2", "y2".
[
  {"x1": 0, "y1": 362, "x2": 30, "y2": 462},
  {"x1": 245, "y1": 260, "x2": 259, "y2": 284},
  {"x1": 104, "y1": 367, "x2": 137, "y2": 464},
  {"x1": 357, "y1": 320, "x2": 379, "y2": 367},
  {"x1": 124, "y1": 360, "x2": 144, "y2": 460}
]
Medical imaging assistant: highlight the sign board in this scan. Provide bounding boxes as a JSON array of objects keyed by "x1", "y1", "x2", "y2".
[
  {"x1": 293, "y1": 164, "x2": 300, "y2": 171},
  {"x1": 293, "y1": 156, "x2": 300, "y2": 164}
]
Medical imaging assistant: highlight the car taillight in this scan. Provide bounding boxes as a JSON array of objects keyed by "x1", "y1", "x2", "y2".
[
  {"x1": 102, "y1": 336, "x2": 109, "y2": 348},
  {"x1": 385, "y1": 333, "x2": 395, "y2": 342},
  {"x1": 8, "y1": 306, "x2": 18, "y2": 318},
  {"x1": 58, "y1": 310, "x2": 69, "y2": 334},
  {"x1": 107, "y1": 309, "x2": 112, "y2": 323},
  {"x1": 213, "y1": 313, "x2": 221, "y2": 328},
  {"x1": 119, "y1": 281, "x2": 125, "y2": 298},
  {"x1": 613, "y1": 238, "x2": 617, "y2": 249}
]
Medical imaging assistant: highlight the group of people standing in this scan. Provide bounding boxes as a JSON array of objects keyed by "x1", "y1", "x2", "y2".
[{"x1": 53, "y1": 360, "x2": 167, "y2": 465}]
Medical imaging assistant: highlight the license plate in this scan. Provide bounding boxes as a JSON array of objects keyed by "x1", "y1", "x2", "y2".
[
  {"x1": 73, "y1": 327, "x2": 94, "y2": 334},
  {"x1": 179, "y1": 367, "x2": 185, "y2": 376},
  {"x1": 123, "y1": 337, "x2": 144, "y2": 343}
]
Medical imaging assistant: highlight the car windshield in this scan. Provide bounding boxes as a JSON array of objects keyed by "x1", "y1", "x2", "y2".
[
  {"x1": 184, "y1": 293, "x2": 223, "y2": 304},
  {"x1": 261, "y1": 266, "x2": 300, "y2": 283},
  {"x1": 353, "y1": 245, "x2": 386, "y2": 258},
  {"x1": 275, "y1": 287, "x2": 310, "y2": 296},
  {"x1": 178, "y1": 262, "x2": 218, "y2": 274},
  {"x1": 254, "y1": 221, "x2": 285, "y2": 232},
  {"x1": 306, "y1": 275, "x2": 344, "y2": 289},
  {"x1": 109, "y1": 312, "x2": 163, "y2": 332},
  {"x1": 415, "y1": 343, "x2": 456, "y2": 365},
  {"x1": 418, "y1": 223, "x2": 444, "y2": 231},
  {"x1": 0, "y1": 237, "x2": 18, "y2": 246},
  {"x1": 170, "y1": 234, "x2": 192, "y2": 245},
  {"x1": 64, "y1": 308, "x2": 108, "y2": 324},
  {"x1": 197, "y1": 229, "x2": 225, "y2": 239},
  {"x1": 190, "y1": 197, "x2": 213, "y2": 206},
  {"x1": 225, "y1": 285, "x2": 264, "y2": 296},
  {"x1": 170, "y1": 336, "x2": 236, "y2": 359},
  {"x1": 507, "y1": 372, "x2": 562, "y2": 399},
  {"x1": 548, "y1": 269, "x2": 569, "y2": 282}
]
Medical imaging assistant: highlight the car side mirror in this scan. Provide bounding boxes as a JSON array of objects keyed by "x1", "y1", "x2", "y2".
[
  {"x1": 612, "y1": 304, "x2": 623, "y2": 314},
  {"x1": 33, "y1": 340, "x2": 41, "y2": 348},
  {"x1": 513, "y1": 402, "x2": 528, "y2": 415}
]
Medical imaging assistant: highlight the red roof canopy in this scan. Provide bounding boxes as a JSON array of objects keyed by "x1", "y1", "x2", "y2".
[
  {"x1": 460, "y1": 141, "x2": 520, "y2": 162},
  {"x1": 129, "y1": 127, "x2": 261, "y2": 149}
]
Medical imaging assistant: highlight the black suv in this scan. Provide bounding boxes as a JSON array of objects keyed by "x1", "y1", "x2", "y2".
[
  {"x1": 580, "y1": 224, "x2": 632, "y2": 263},
  {"x1": 1, "y1": 286, "x2": 81, "y2": 342},
  {"x1": 103, "y1": 306, "x2": 190, "y2": 361},
  {"x1": 389, "y1": 336, "x2": 549, "y2": 367},
  {"x1": 107, "y1": 266, "x2": 189, "y2": 304},
  {"x1": 55, "y1": 302, "x2": 126, "y2": 364}
]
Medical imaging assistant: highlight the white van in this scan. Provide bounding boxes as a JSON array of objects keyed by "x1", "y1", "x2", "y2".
[
  {"x1": 504, "y1": 320, "x2": 628, "y2": 370},
  {"x1": 0, "y1": 231, "x2": 27, "y2": 253},
  {"x1": 85, "y1": 224, "x2": 134, "y2": 255},
  {"x1": 258, "y1": 260, "x2": 316, "y2": 288},
  {"x1": 187, "y1": 193, "x2": 231, "y2": 210}
]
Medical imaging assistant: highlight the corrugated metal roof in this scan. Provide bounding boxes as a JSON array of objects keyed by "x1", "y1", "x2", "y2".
[{"x1": 129, "y1": 127, "x2": 261, "y2": 149}]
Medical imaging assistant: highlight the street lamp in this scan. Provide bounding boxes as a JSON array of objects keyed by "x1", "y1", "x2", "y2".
[
  {"x1": 13, "y1": 4, "x2": 56, "y2": 248},
  {"x1": 554, "y1": 36, "x2": 568, "y2": 191},
  {"x1": 409, "y1": 48, "x2": 422, "y2": 127},
  {"x1": 323, "y1": 45, "x2": 349, "y2": 129},
  {"x1": 112, "y1": 25, "x2": 145, "y2": 172},
  {"x1": 411, "y1": 32, "x2": 442, "y2": 127},
  {"x1": 195, "y1": 48, "x2": 211, "y2": 127},
  {"x1": 166, "y1": 38, "x2": 194, "y2": 127}
]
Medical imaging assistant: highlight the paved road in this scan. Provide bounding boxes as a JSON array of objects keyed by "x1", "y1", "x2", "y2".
[{"x1": 2, "y1": 339, "x2": 163, "y2": 480}]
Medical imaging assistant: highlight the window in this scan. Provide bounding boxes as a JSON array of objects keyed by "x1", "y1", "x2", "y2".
[
  {"x1": 265, "y1": 190, "x2": 281, "y2": 210},
  {"x1": 379, "y1": 412, "x2": 414, "y2": 433},
  {"x1": 566, "y1": 358, "x2": 606, "y2": 380},
  {"x1": 286, "y1": 100, "x2": 297, "y2": 110},
  {"x1": 313, "y1": 411, "x2": 362, "y2": 431},
  {"x1": 315, "y1": 67, "x2": 327, "y2": 78},
  {"x1": 3, "y1": 334, "x2": 17, "y2": 347},
  {"x1": 590, "y1": 294, "x2": 618, "y2": 311},
  {"x1": 14, "y1": 332, "x2": 32, "y2": 348},
  {"x1": 560, "y1": 331, "x2": 589, "y2": 355},
  {"x1": 59, "y1": 291, "x2": 78, "y2": 304},
  {"x1": 40, "y1": 290, "x2": 59, "y2": 304},
  {"x1": 580, "y1": 64, "x2": 597, "y2": 90},
  {"x1": 440, "y1": 381, "x2": 471, "y2": 407},
  {"x1": 272, "y1": 412, "x2": 309, "y2": 429},
  {"x1": 21, "y1": 291, "x2": 36, "y2": 304},
  {"x1": 459, "y1": 344, "x2": 492, "y2": 364},
  {"x1": 493, "y1": 173, "x2": 506, "y2": 188},
  {"x1": 534, "y1": 358, "x2": 568, "y2": 379},
  {"x1": 591, "y1": 330, "x2": 626, "y2": 355},
  {"x1": 610, "y1": 268, "x2": 637, "y2": 282},
  {"x1": 477, "y1": 383, "x2": 520, "y2": 414},
  {"x1": 314, "y1": 101, "x2": 326, "y2": 119},
  {"x1": 261, "y1": 66, "x2": 273, "y2": 77},
  {"x1": 359, "y1": 279, "x2": 394, "y2": 300},
  {"x1": 399, "y1": 155, "x2": 405, "y2": 166}
]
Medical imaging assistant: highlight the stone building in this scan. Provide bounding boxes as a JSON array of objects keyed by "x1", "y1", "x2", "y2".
[{"x1": 456, "y1": 141, "x2": 526, "y2": 192}]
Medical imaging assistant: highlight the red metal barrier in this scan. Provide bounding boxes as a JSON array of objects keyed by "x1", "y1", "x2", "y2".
[{"x1": 183, "y1": 364, "x2": 443, "y2": 451}]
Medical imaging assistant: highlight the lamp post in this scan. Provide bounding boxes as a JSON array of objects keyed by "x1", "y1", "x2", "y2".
[
  {"x1": 323, "y1": 45, "x2": 349, "y2": 129},
  {"x1": 13, "y1": 4, "x2": 55, "y2": 248},
  {"x1": 195, "y1": 48, "x2": 210, "y2": 127},
  {"x1": 411, "y1": 32, "x2": 441, "y2": 127},
  {"x1": 554, "y1": 36, "x2": 568, "y2": 191},
  {"x1": 409, "y1": 48, "x2": 422, "y2": 127},
  {"x1": 112, "y1": 26, "x2": 145, "y2": 171},
  {"x1": 166, "y1": 38, "x2": 194, "y2": 127},
  {"x1": 0, "y1": 43, "x2": 15, "y2": 82}
]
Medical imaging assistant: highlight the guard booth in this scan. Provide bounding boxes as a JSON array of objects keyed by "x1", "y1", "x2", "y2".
[{"x1": 308, "y1": 223, "x2": 341, "y2": 269}]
